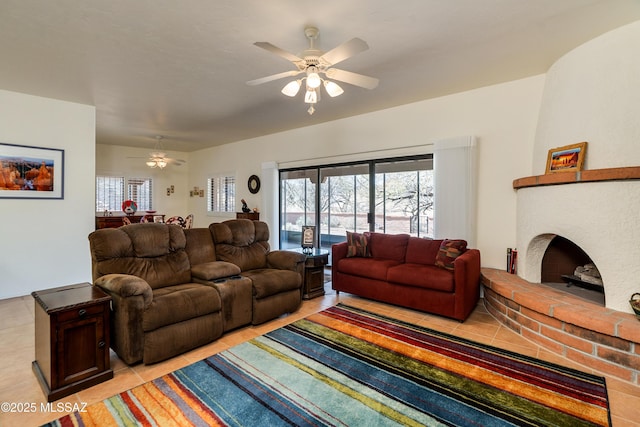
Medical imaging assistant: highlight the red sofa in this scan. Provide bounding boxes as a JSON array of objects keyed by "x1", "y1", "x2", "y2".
[{"x1": 332, "y1": 232, "x2": 481, "y2": 321}]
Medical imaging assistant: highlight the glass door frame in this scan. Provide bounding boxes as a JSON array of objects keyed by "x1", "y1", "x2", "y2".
[{"x1": 279, "y1": 153, "x2": 433, "y2": 251}]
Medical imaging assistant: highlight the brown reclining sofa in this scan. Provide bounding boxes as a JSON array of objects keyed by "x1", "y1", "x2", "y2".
[{"x1": 88, "y1": 219, "x2": 305, "y2": 365}]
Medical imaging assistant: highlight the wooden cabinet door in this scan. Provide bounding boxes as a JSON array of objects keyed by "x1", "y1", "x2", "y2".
[{"x1": 56, "y1": 312, "x2": 107, "y2": 387}]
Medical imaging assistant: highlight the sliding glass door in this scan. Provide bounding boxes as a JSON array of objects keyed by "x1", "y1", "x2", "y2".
[
  {"x1": 280, "y1": 169, "x2": 317, "y2": 249},
  {"x1": 279, "y1": 154, "x2": 433, "y2": 252},
  {"x1": 374, "y1": 158, "x2": 434, "y2": 237},
  {"x1": 319, "y1": 164, "x2": 370, "y2": 250}
]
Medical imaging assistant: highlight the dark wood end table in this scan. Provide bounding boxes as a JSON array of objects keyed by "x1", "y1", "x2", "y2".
[
  {"x1": 32, "y1": 282, "x2": 114, "y2": 402},
  {"x1": 291, "y1": 248, "x2": 330, "y2": 300}
]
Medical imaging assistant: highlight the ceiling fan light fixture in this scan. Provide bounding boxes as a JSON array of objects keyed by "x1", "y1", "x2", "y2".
[
  {"x1": 306, "y1": 67, "x2": 321, "y2": 89},
  {"x1": 281, "y1": 80, "x2": 301, "y2": 97},
  {"x1": 304, "y1": 88, "x2": 318, "y2": 104},
  {"x1": 147, "y1": 136, "x2": 167, "y2": 169},
  {"x1": 324, "y1": 80, "x2": 344, "y2": 97},
  {"x1": 248, "y1": 27, "x2": 378, "y2": 115}
]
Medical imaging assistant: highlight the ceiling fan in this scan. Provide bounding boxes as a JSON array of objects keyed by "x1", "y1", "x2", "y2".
[
  {"x1": 247, "y1": 26, "x2": 379, "y2": 114},
  {"x1": 129, "y1": 136, "x2": 186, "y2": 169}
]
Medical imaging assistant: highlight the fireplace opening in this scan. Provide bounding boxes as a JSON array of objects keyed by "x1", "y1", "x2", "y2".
[{"x1": 541, "y1": 235, "x2": 605, "y2": 305}]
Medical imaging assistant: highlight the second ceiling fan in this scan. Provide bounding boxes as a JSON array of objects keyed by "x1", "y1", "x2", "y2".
[
  {"x1": 247, "y1": 26, "x2": 379, "y2": 114},
  {"x1": 128, "y1": 136, "x2": 186, "y2": 169}
]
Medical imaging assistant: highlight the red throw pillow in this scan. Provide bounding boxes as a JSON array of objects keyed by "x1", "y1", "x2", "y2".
[
  {"x1": 346, "y1": 231, "x2": 370, "y2": 258},
  {"x1": 435, "y1": 239, "x2": 467, "y2": 270}
]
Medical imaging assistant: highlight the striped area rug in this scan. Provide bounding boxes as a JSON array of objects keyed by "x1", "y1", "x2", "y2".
[{"x1": 45, "y1": 304, "x2": 610, "y2": 426}]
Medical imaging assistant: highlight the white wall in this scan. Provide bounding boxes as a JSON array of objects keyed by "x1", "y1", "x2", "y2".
[
  {"x1": 188, "y1": 75, "x2": 546, "y2": 268},
  {"x1": 96, "y1": 144, "x2": 189, "y2": 219},
  {"x1": 533, "y1": 20, "x2": 640, "y2": 172},
  {"x1": 0, "y1": 90, "x2": 95, "y2": 299}
]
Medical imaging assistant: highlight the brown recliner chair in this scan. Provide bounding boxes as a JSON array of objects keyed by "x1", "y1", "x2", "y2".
[
  {"x1": 209, "y1": 219, "x2": 306, "y2": 325},
  {"x1": 88, "y1": 223, "x2": 224, "y2": 365}
]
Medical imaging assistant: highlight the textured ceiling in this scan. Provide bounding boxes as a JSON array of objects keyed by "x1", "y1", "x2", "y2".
[{"x1": 1, "y1": 0, "x2": 639, "y2": 152}]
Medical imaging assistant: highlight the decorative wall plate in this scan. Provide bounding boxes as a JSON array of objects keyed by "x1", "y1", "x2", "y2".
[{"x1": 248, "y1": 175, "x2": 261, "y2": 194}]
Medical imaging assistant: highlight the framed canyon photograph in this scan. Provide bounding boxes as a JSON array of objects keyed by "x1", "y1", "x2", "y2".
[
  {"x1": 0, "y1": 142, "x2": 64, "y2": 199},
  {"x1": 545, "y1": 141, "x2": 587, "y2": 174}
]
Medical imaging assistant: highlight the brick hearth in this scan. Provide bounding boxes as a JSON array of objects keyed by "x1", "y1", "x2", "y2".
[{"x1": 481, "y1": 268, "x2": 640, "y2": 385}]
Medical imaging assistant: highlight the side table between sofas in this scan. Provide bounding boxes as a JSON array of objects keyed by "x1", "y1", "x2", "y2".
[
  {"x1": 32, "y1": 283, "x2": 113, "y2": 402},
  {"x1": 292, "y1": 248, "x2": 329, "y2": 299}
]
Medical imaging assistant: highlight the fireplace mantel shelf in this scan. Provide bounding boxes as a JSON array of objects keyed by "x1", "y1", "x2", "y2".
[{"x1": 513, "y1": 166, "x2": 640, "y2": 190}]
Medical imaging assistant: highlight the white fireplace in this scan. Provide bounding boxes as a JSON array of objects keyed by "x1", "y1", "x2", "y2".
[
  {"x1": 514, "y1": 20, "x2": 640, "y2": 314},
  {"x1": 516, "y1": 178, "x2": 640, "y2": 312}
]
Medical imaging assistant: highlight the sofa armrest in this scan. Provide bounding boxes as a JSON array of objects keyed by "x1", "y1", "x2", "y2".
[
  {"x1": 332, "y1": 242, "x2": 348, "y2": 263},
  {"x1": 93, "y1": 273, "x2": 152, "y2": 365},
  {"x1": 191, "y1": 261, "x2": 241, "y2": 281},
  {"x1": 331, "y1": 242, "x2": 348, "y2": 290},
  {"x1": 267, "y1": 250, "x2": 306, "y2": 272},
  {"x1": 95, "y1": 273, "x2": 153, "y2": 309},
  {"x1": 331, "y1": 241, "x2": 348, "y2": 271},
  {"x1": 452, "y1": 249, "x2": 482, "y2": 318}
]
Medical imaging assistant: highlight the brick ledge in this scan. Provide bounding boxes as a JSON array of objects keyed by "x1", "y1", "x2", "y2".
[
  {"x1": 481, "y1": 268, "x2": 640, "y2": 384},
  {"x1": 481, "y1": 268, "x2": 640, "y2": 340}
]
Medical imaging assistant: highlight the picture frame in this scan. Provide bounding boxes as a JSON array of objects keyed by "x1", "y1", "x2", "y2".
[
  {"x1": 0, "y1": 142, "x2": 64, "y2": 199},
  {"x1": 545, "y1": 142, "x2": 587, "y2": 174},
  {"x1": 301, "y1": 225, "x2": 315, "y2": 250}
]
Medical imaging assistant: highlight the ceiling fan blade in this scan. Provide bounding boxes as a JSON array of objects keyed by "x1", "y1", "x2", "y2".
[
  {"x1": 325, "y1": 68, "x2": 379, "y2": 90},
  {"x1": 246, "y1": 70, "x2": 302, "y2": 86},
  {"x1": 254, "y1": 42, "x2": 305, "y2": 65},
  {"x1": 319, "y1": 38, "x2": 369, "y2": 67}
]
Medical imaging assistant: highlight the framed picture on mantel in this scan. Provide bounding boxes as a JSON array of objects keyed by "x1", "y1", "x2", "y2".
[{"x1": 545, "y1": 142, "x2": 587, "y2": 174}]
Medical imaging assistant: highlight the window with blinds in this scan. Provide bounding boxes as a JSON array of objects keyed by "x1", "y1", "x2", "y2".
[
  {"x1": 208, "y1": 175, "x2": 236, "y2": 213},
  {"x1": 96, "y1": 176, "x2": 153, "y2": 212},
  {"x1": 127, "y1": 177, "x2": 153, "y2": 211},
  {"x1": 96, "y1": 176, "x2": 125, "y2": 212}
]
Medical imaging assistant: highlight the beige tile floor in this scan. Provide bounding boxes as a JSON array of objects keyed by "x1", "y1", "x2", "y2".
[{"x1": 1, "y1": 283, "x2": 638, "y2": 426}]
